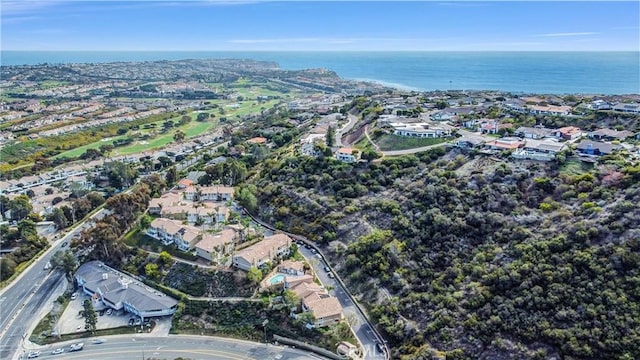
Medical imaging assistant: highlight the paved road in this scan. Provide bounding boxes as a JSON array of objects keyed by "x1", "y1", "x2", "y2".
[
  {"x1": 336, "y1": 114, "x2": 359, "y2": 147},
  {"x1": 22, "y1": 335, "x2": 326, "y2": 360},
  {"x1": 244, "y1": 210, "x2": 387, "y2": 359},
  {"x1": 0, "y1": 208, "x2": 108, "y2": 359},
  {"x1": 297, "y1": 246, "x2": 386, "y2": 360}
]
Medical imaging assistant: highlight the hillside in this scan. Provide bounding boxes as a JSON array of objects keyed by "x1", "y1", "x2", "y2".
[{"x1": 248, "y1": 148, "x2": 640, "y2": 359}]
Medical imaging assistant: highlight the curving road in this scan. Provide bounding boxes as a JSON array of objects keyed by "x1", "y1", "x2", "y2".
[
  {"x1": 0, "y1": 208, "x2": 108, "y2": 360},
  {"x1": 23, "y1": 335, "x2": 326, "y2": 360},
  {"x1": 243, "y1": 211, "x2": 388, "y2": 360}
]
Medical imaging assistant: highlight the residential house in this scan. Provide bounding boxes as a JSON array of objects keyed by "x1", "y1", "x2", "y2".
[
  {"x1": 177, "y1": 178, "x2": 194, "y2": 189},
  {"x1": 484, "y1": 137, "x2": 524, "y2": 151},
  {"x1": 194, "y1": 229, "x2": 236, "y2": 263},
  {"x1": 526, "y1": 104, "x2": 572, "y2": 116},
  {"x1": 147, "y1": 218, "x2": 201, "y2": 250},
  {"x1": 75, "y1": 261, "x2": 178, "y2": 318},
  {"x1": 430, "y1": 111, "x2": 457, "y2": 122},
  {"x1": 554, "y1": 126, "x2": 582, "y2": 140},
  {"x1": 455, "y1": 134, "x2": 486, "y2": 149},
  {"x1": 290, "y1": 281, "x2": 325, "y2": 300},
  {"x1": 335, "y1": 148, "x2": 359, "y2": 163},
  {"x1": 279, "y1": 260, "x2": 306, "y2": 276},
  {"x1": 480, "y1": 120, "x2": 513, "y2": 135},
  {"x1": 512, "y1": 139, "x2": 567, "y2": 161},
  {"x1": 148, "y1": 192, "x2": 181, "y2": 215},
  {"x1": 199, "y1": 186, "x2": 234, "y2": 202},
  {"x1": 612, "y1": 103, "x2": 640, "y2": 113},
  {"x1": 514, "y1": 126, "x2": 555, "y2": 139},
  {"x1": 586, "y1": 100, "x2": 612, "y2": 110},
  {"x1": 232, "y1": 233, "x2": 292, "y2": 271},
  {"x1": 184, "y1": 186, "x2": 198, "y2": 201},
  {"x1": 391, "y1": 122, "x2": 452, "y2": 138},
  {"x1": 588, "y1": 128, "x2": 634, "y2": 141},
  {"x1": 299, "y1": 134, "x2": 325, "y2": 157},
  {"x1": 576, "y1": 141, "x2": 622, "y2": 156},
  {"x1": 302, "y1": 292, "x2": 344, "y2": 328}
]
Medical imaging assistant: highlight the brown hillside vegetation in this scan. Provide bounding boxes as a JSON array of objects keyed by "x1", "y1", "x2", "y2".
[{"x1": 251, "y1": 148, "x2": 640, "y2": 359}]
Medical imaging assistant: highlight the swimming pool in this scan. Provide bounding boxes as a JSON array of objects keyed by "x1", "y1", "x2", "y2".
[{"x1": 269, "y1": 274, "x2": 286, "y2": 285}]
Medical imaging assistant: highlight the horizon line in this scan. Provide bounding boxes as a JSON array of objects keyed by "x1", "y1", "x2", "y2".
[{"x1": 4, "y1": 49, "x2": 639, "y2": 52}]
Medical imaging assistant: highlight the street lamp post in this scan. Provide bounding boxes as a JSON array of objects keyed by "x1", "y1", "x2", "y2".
[{"x1": 262, "y1": 319, "x2": 269, "y2": 344}]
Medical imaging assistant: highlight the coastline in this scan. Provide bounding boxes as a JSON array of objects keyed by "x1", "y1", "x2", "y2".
[{"x1": 2, "y1": 51, "x2": 638, "y2": 95}]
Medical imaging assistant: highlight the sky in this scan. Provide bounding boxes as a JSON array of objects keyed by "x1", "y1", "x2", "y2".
[{"x1": 2, "y1": 1, "x2": 639, "y2": 51}]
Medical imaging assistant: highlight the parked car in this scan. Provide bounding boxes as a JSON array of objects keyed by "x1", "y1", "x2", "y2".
[
  {"x1": 128, "y1": 318, "x2": 135, "y2": 326},
  {"x1": 134, "y1": 318, "x2": 142, "y2": 325},
  {"x1": 324, "y1": 266, "x2": 331, "y2": 272},
  {"x1": 328, "y1": 273, "x2": 335, "y2": 279},
  {"x1": 51, "y1": 348, "x2": 64, "y2": 355},
  {"x1": 70, "y1": 293, "x2": 78, "y2": 300},
  {"x1": 62, "y1": 241, "x2": 68, "y2": 247},
  {"x1": 106, "y1": 309, "x2": 112, "y2": 315}
]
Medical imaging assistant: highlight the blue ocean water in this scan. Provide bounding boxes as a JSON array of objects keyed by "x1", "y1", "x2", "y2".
[{"x1": 2, "y1": 51, "x2": 638, "y2": 95}]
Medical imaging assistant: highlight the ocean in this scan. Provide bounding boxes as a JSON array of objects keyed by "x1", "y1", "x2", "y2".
[{"x1": 2, "y1": 51, "x2": 639, "y2": 95}]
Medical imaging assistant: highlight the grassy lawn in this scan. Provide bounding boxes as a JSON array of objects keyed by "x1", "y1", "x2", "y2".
[
  {"x1": 560, "y1": 159, "x2": 594, "y2": 176},
  {"x1": 51, "y1": 135, "x2": 128, "y2": 159},
  {"x1": 376, "y1": 134, "x2": 448, "y2": 151},
  {"x1": 353, "y1": 136, "x2": 374, "y2": 151}
]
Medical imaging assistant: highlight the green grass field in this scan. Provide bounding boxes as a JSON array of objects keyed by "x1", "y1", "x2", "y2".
[
  {"x1": 560, "y1": 159, "x2": 594, "y2": 176},
  {"x1": 51, "y1": 135, "x2": 129, "y2": 159},
  {"x1": 376, "y1": 134, "x2": 448, "y2": 151}
]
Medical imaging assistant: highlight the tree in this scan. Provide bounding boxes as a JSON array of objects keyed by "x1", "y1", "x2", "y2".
[
  {"x1": 49, "y1": 208, "x2": 69, "y2": 229},
  {"x1": 158, "y1": 251, "x2": 174, "y2": 268},
  {"x1": 140, "y1": 214, "x2": 152, "y2": 229},
  {"x1": 9, "y1": 195, "x2": 32, "y2": 221},
  {"x1": 179, "y1": 115, "x2": 191, "y2": 125},
  {"x1": 140, "y1": 173, "x2": 166, "y2": 197},
  {"x1": 247, "y1": 266, "x2": 263, "y2": 284},
  {"x1": 86, "y1": 192, "x2": 105, "y2": 209},
  {"x1": 173, "y1": 130, "x2": 186, "y2": 142},
  {"x1": 435, "y1": 100, "x2": 448, "y2": 109},
  {"x1": 196, "y1": 112, "x2": 210, "y2": 122},
  {"x1": 0, "y1": 257, "x2": 16, "y2": 281},
  {"x1": 283, "y1": 289, "x2": 299, "y2": 310},
  {"x1": 236, "y1": 186, "x2": 258, "y2": 213},
  {"x1": 326, "y1": 125, "x2": 336, "y2": 148},
  {"x1": 82, "y1": 299, "x2": 98, "y2": 333},
  {"x1": 145, "y1": 263, "x2": 161, "y2": 281},
  {"x1": 165, "y1": 166, "x2": 178, "y2": 187},
  {"x1": 50, "y1": 250, "x2": 77, "y2": 277},
  {"x1": 106, "y1": 161, "x2": 138, "y2": 189}
]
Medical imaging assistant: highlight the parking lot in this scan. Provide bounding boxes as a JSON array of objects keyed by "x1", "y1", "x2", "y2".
[{"x1": 56, "y1": 292, "x2": 138, "y2": 334}]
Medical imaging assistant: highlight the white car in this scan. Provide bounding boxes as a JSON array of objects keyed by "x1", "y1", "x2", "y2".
[
  {"x1": 27, "y1": 351, "x2": 40, "y2": 358},
  {"x1": 70, "y1": 293, "x2": 78, "y2": 300},
  {"x1": 51, "y1": 348, "x2": 64, "y2": 355}
]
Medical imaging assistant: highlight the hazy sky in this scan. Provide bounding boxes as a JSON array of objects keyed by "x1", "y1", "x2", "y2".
[{"x1": 2, "y1": 1, "x2": 639, "y2": 51}]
